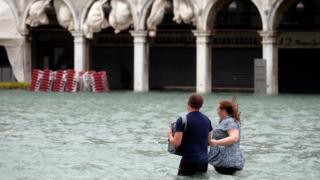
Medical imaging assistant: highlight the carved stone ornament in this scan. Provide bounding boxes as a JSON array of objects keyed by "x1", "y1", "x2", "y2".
[
  {"x1": 54, "y1": 0, "x2": 75, "y2": 31},
  {"x1": 108, "y1": 0, "x2": 133, "y2": 34},
  {"x1": 83, "y1": 0, "x2": 110, "y2": 39},
  {"x1": 147, "y1": 0, "x2": 168, "y2": 37},
  {"x1": 26, "y1": 0, "x2": 52, "y2": 27},
  {"x1": 173, "y1": 0, "x2": 196, "y2": 25}
]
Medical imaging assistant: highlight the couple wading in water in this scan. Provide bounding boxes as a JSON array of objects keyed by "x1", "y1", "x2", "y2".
[{"x1": 167, "y1": 93, "x2": 245, "y2": 177}]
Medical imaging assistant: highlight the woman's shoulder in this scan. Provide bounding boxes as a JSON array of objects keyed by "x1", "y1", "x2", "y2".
[
  {"x1": 221, "y1": 117, "x2": 236, "y2": 124},
  {"x1": 220, "y1": 117, "x2": 240, "y2": 130}
]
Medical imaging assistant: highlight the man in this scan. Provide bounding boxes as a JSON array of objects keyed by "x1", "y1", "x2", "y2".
[{"x1": 168, "y1": 93, "x2": 213, "y2": 176}]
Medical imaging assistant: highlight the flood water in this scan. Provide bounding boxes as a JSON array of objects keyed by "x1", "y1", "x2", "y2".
[{"x1": 0, "y1": 90, "x2": 319, "y2": 180}]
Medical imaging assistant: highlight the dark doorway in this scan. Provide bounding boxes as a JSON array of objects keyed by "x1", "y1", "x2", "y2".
[
  {"x1": 278, "y1": 0, "x2": 320, "y2": 93},
  {"x1": 0, "y1": 46, "x2": 10, "y2": 66},
  {"x1": 150, "y1": 47, "x2": 195, "y2": 89},
  {"x1": 30, "y1": 31, "x2": 73, "y2": 70},
  {"x1": 149, "y1": 9, "x2": 196, "y2": 90},
  {"x1": 29, "y1": 2, "x2": 74, "y2": 70},
  {"x1": 212, "y1": 0, "x2": 262, "y2": 91},
  {"x1": 279, "y1": 49, "x2": 320, "y2": 93},
  {"x1": 212, "y1": 48, "x2": 261, "y2": 89},
  {"x1": 90, "y1": 29, "x2": 133, "y2": 90},
  {"x1": 0, "y1": 46, "x2": 14, "y2": 81}
]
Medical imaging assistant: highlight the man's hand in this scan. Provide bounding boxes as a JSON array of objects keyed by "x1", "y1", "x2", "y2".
[{"x1": 167, "y1": 128, "x2": 183, "y2": 147}]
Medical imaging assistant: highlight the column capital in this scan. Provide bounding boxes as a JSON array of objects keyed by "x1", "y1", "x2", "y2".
[
  {"x1": 71, "y1": 31, "x2": 84, "y2": 37},
  {"x1": 130, "y1": 30, "x2": 148, "y2": 37},
  {"x1": 71, "y1": 31, "x2": 86, "y2": 44},
  {"x1": 130, "y1": 30, "x2": 148, "y2": 43},
  {"x1": 192, "y1": 30, "x2": 213, "y2": 37},
  {"x1": 259, "y1": 31, "x2": 280, "y2": 44},
  {"x1": 193, "y1": 31, "x2": 212, "y2": 44},
  {"x1": 258, "y1": 30, "x2": 279, "y2": 37}
]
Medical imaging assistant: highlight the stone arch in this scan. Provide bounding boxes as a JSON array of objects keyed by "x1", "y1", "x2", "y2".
[
  {"x1": 20, "y1": 0, "x2": 79, "y2": 33},
  {"x1": 1, "y1": 0, "x2": 20, "y2": 30},
  {"x1": 81, "y1": 0, "x2": 139, "y2": 32},
  {"x1": 201, "y1": 0, "x2": 265, "y2": 31},
  {"x1": 80, "y1": 0, "x2": 97, "y2": 30},
  {"x1": 136, "y1": 0, "x2": 155, "y2": 30},
  {"x1": 0, "y1": 0, "x2": 26, "y2": 82},
  {"x1": 140, "y1": 0, "x2": 201, "y2": 32},
  {"x1": 268, "y1": 0, "x2": 301, "y2": 30}
]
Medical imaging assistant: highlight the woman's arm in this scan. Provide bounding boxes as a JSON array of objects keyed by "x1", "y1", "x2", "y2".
[
  {"x1": 208, "y1": 131, "x2": 213, "y2": 145},
  {"x1": 209, "y1": 129, "x2": 239, "y2": 146},
  {"x1": 167, "y1": 128, "x2": 183, "y2": 147}
]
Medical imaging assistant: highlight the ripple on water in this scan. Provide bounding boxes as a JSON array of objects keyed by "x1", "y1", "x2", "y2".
[{"x1": 0, "y1": 90, "x2": 319, "y2": 179}]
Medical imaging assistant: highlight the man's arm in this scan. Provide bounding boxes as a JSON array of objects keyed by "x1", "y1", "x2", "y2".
[{"x1": 168, "y1": 129, "x2": 183, "y2": 147}]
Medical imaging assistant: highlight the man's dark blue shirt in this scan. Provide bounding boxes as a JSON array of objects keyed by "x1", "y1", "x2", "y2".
[{"x1": 176, "y1": 111, "x2": 213, "y2": 163}]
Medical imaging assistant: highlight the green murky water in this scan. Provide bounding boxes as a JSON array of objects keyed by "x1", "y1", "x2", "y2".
[{"x1": 0, "y1": 90, "x2": 319, "y2": 179}]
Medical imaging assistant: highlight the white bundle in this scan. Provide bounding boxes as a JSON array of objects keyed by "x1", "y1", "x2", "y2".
[
  {"x1": 109, "y1": 0, "x2": 133, "y2": 34},
  {"x1": 83, "y1": 0, "x2": 109, "y2": 39},
  {"x1": 147, "y1": 0, "x2": 167, "y2": 37},
  {"x1": 26, "y1": 0, "x2": 52, "y2": 27},
  {"x1": 173, "y1": 0, "x2": 196, "y2": 25},
  {"x1": 53, "y1": 0, "x2": 75, "y2": 31}
]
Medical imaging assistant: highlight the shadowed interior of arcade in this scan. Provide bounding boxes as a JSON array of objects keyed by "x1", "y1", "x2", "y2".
[
  {"x1": 0, "y1": 46, "x2": 15, "y2": 81},
  {"x1": 90, "y1": 29, "x2": 133, "y2": 90},
  {"x1": 28, "y1": 1, "x2": 74, "y2": 71},
  {"x1": 210, "y1": 0, "x2": 262, "y2": 92},
  {"x1": 149, "y1": 4, "x2": 196, "y2": 91},
  {"x1": 278, "y1": 0, "x2": 320, "y2": 94}
]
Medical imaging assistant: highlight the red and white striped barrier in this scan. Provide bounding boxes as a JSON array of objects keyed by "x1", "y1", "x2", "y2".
[
  {"x1": 52, "y1": 70, "x2": 67, "y2": 92},
  {"x1": 39, "y1": 69, "x2": 52, "y2": 92},
  {"x1": 65, "y1": 69, "x2": 77, "y2": 92},
  {"x1": 30, "y1": 69, "x2": 109, "y2": 93},
  {"x1": 29, "y1": 69, "x2": 43, "y2": 92}
]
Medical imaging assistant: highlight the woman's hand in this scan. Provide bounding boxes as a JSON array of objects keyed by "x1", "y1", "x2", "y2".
[
  {"x1": 210, "y1": 129, "x2": 239, "y2": 146},
  {"x1": 210, "y1": 139, "x2": 219, "y2": 146}
]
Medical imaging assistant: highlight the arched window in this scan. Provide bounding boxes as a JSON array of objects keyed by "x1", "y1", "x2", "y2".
[
  {"x1": 215, "y1": 0, "x2": 262, "y2": 29},
  {"x1": 279, "y1": 0, "x2": 316, "y2": 30}
]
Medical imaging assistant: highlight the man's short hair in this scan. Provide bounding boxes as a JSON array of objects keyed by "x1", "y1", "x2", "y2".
[{"x1": 188, "y1": 93, "x2": 203, "y2": 110}]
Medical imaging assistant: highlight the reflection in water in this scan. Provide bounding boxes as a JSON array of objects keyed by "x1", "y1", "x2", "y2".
[{"x1": 0, "y1": 90, "x2": 319, "y2": 179}]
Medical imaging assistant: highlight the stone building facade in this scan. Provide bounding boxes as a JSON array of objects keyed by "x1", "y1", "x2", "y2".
[{"x1": 0, "y1": 0, "x2": 320, "y2": 94}]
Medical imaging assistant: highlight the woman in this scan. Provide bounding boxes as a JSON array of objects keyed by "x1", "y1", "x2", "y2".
[{"x1": 208, "y1": 100, "x2": 245, "y2": 175}]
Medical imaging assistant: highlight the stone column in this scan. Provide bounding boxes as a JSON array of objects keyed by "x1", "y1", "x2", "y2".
[
  {"x1": 130, "y1": 30, "x2": 149, "y2": 92},
  {"x1": 260, "y1": 31, "x2": 279, "y2": 95},
  {"x1": 72, "y1": 31, "x2": 89, "y2": 72},
  {"x1": 193, "y1": 31, "x2": 212, "y2": 93},
  {"x1": 23, "y1": 35, "x2": 32, "y2": 82}
]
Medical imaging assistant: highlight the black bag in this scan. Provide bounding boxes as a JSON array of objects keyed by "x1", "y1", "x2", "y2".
[{"x1": 168, "y1": 114, "x2": 187, "y2": 156}]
